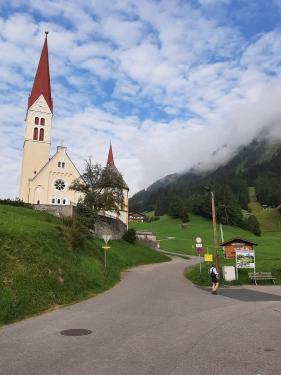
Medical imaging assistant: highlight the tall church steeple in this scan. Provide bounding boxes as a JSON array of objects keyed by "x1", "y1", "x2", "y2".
[
  {"x1": 28, "y1": 32, "x2": 53, "y2": 113},
  {"x1": 105, "y1": 143, "x2": 129, "y2": 227},
  {"x1": 107, "y1": 143, "x2": 114, "y2": 166},
  {"x1": 19, "y1": 32, "x2": 53, "y2": 202}
]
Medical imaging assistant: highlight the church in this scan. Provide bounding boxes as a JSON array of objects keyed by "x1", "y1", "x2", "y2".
[{"x1": 19, "y1": 32, "x2": 129, "y2": 226}]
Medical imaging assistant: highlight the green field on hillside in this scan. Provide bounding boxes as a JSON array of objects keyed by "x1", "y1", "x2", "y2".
[
  {"x1": 130, "y1": 214, "x2": 263, "y2": 254},
  {"x1": 248, "y1": 186, "x2": 257, "y2": 202},
  {"x1": 130, "y1": 214, "x2": 281, "y2": 285},
  {"x1": 0, "y1": 205, "x2": 169, "y2": 324},
  {"x1": 248, "y1": 187, "x2": 281, "y2": 232}
]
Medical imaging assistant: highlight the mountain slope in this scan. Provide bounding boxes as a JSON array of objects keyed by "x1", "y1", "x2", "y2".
[
  {"x1": 248, "y1": 187, "x2": 281, "y2": 232},
  {"x1": 130, "y1": 139, "x2": 281, "y2": 220}
]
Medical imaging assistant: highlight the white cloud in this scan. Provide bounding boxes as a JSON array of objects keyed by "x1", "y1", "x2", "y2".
[
  {"x1": 101, "y1": 16, "x2": 145, "y2": 48},
  {"x1": 1, "y1": 0, "x2": 281, "y2": 199},
  {"x1": 82, "y1": 57, "x2": 115, "y2": 79},
  {"x1": 198, "y1": 0, "x2": 230, "y2": 6},
  {"x1": 1, "y1": 13, "x2": 38, "y2": 44}
]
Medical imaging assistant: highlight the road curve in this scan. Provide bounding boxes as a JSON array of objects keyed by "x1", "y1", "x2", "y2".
[{"x1": 1, "y1": 256, "x2": 281, "y2": 375}]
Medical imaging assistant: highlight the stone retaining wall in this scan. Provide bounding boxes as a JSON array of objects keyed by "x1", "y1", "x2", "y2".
[
  {"x1": 34, "y1": 205, "x2": 126, "y2": 240},
  {"x1": 95, "y1": 215, "x2": 127, "y2": 240},
  {"x1": 34, "y1": 204, "x2": 75, "y2": 217}
]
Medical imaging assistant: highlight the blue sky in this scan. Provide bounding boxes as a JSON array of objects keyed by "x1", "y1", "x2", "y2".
[{"x1": 1, "y1": 0, "x2": 281, "y2": 198}]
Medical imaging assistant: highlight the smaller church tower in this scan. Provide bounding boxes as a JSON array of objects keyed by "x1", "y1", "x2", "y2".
[
  {"x1": 19, "y1": 32, "x2": 53, "y2": 202},
  {"x1": 106, "y1": 144, "x2": 129, "y2": 226}
]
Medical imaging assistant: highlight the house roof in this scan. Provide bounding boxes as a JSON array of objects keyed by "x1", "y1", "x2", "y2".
[
  {"x1": 220, "y1": 237, "x2": 258, "y2": 246},
  {"x1": 28, "y1": 32, "x2": 53, "y2": 112},
  {"x1": 106, "y1": 163, "x2": 129, "y2": 190},
  {"x1": 129, "y1": 212, "x2": 145, "y2": 217}
]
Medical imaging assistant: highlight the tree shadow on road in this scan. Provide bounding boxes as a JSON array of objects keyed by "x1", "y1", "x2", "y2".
[{"x1": 198, "y1": 287, "x2": 281, "y2": 302}]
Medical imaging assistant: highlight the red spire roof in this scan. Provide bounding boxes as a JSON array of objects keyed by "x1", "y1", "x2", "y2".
[
  {"x1": 28, "y1": 32, "x2": 52, "y2": 112},
  {"x1": 106, "y1": 143, "x2": 129, "y2": 190},
  {"x1": 107, "y1": 143, "x2": 114, "y2": 166}
]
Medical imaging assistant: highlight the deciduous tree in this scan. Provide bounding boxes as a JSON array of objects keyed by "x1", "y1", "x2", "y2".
[{"x1": 70, "y1": 158, "x2": 125, "y2": 227}]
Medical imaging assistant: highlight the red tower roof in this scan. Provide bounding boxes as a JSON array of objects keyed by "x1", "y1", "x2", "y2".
[
  {"x1": 107, "y1": 143, "x2": 114, "y2": 166},
  {"x1": 28, "y1": 32, "x2": 53, "y2": 112},
  {"x1": 106, "y1": 144, "x2": 129, "y2": 190}
]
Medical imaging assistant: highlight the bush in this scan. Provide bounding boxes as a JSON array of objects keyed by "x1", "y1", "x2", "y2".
[
  {"x1": 242, "y1": 215, "x2": 261, "y2": 236},
  {"x1": 181, "y1": 211, "x2": 190, "y2": 223},
  {"x1": 61, "y1": 214, "x2": 90, "y2": 249},
  {"x1": 69, "y1": 221, "x2": 88, "y2": 248},
  {"x1": 75, "y1": 203, "x2": 96, "y2": 229},
  {"x1": 0, "y1": 198, "x2": 33, "y2": 209},
  {"x1": 144, "y1": 215, "x2": 160, "y2": 222},
  {"x1": 123, "y1": 228, "x2": 137, "y2": 243},
  {"x1": 151, "y1": 216, "x2": 160, "y2": 222},
  {"x1": 168, "y1": 197, "x2": 190, "y2": 223}
]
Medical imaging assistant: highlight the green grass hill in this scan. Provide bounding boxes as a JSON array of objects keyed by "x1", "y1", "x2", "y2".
[
  {"x1": 0, "y1": 205, "x2": 169, "y2": 324},
  {"x1": 248, "y1": 187, "x2": 281, "y2": 232},
  {"x1": 130, "y1": 213, "x2": 281, "y2": 285}
]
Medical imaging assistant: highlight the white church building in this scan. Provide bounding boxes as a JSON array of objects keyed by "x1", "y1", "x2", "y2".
[{"x1": 19, "y1": 32, "x2": 129, "y2": 226}]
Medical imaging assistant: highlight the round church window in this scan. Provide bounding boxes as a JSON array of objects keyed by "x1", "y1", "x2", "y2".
[{"x1": 54, "y1": 179, "x2": 65, "y2": 191}]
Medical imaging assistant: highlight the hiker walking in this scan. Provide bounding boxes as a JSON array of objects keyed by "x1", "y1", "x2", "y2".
[{"x1": 210, "y1": 264, "x2": 219, "y2": 294}]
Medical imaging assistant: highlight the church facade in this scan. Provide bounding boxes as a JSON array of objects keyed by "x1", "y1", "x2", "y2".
[{"x1": 19, "y1": 33, "x2": 129, "y2": 226}]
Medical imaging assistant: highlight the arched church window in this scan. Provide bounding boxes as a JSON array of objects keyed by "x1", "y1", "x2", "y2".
[
  {"x1": 33, "y1": 127, "x2": 38, "y2": 140},
  {"x1": 39, "y1": 128, "x2": 44, "y2": 141},
  {"x1": 54, "y1": 179, "x2": 65, "y2": 191},
  {"x1": 40, "y1": 118, "x2": 45, "y2": 126},
  {"x1": 35, "y1": 117, "x2": 39, "y2": 125}
]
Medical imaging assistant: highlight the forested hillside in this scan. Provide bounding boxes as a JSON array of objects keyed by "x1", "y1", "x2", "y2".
[{"x1": 130, "y1": 139, "x2": 281, "y2": 234}]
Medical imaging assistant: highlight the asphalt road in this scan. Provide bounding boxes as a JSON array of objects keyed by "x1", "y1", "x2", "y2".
[{"x1": 1, "y1": 256, "x2": 281, "y2": 375}]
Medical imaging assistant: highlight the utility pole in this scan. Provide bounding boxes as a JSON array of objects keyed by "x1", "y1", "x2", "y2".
[
  {"x1": 220, "y1": 223, "x2": 224, "y2": 243},
  {"x1": 211, "y1": 191, "x2": 220, "y2": 272}
]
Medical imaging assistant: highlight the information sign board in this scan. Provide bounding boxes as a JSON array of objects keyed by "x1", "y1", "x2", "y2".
[
  {"x1": 235, "y1": 249, "x2": 255, "y2": 280},
  {"x1": 236, "y1": 250, "x2": 255, "y2": 269}
]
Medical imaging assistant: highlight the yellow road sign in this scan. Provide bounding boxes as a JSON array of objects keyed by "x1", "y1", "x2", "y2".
[
  {"x1": 102, "y1": 246, "x2": 111, "y2": 251},
  {"x1": 204, "y1": 254, "x2": 213, "y2": 262}
]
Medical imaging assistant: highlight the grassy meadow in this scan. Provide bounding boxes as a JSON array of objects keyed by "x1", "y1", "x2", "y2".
[
  {"x1": 0, "y1": 204, "x2": 169, "y2": 324},
  {"x1": 248, "y1": 187, "x2": 281, "y2": 232},
  {"x1": 129, "y1": 213, "x2": 281, "y2": 285}
]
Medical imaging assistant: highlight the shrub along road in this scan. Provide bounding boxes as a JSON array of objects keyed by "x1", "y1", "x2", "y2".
[{"x1": 1, "y1": 257, "x2": 281, "y2": 375}]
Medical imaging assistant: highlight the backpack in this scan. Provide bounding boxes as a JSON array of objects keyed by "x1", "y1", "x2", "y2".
[{"x1": 210, "y1": 267, "x2": 216, "y2": 276}]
